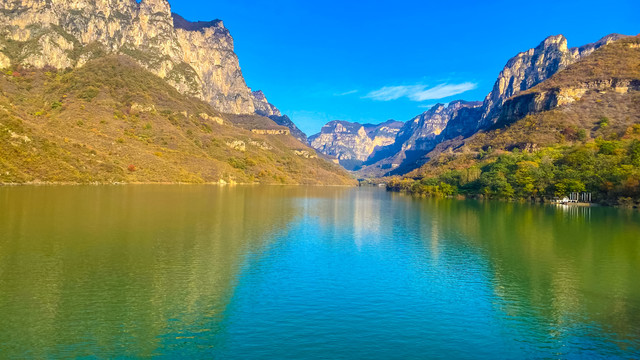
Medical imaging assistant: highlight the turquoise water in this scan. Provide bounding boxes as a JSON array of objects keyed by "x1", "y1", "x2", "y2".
[{"x1": 0, "y1": 186, "x2": 639, "y2": 359}]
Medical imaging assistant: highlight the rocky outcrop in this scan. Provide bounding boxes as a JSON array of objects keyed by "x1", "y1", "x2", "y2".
[
  {"x1": 437, "y1": 105, "x2": 484, "y2": 141},
  {"x1": 250, "y1": 90, "x2": 308, "y2": 142},
  {"x1": 497, "y1": 79, "x2": 640, "y2": 127},
  {"x1": 362, "y1": 101, "x2": 482, "y2": 171},
  {"x1": 309, "y1": 120, "x2": 403, "y2": 170},
  {"x1": 397, "y1": 101, "x2": 481, "y2": 153},
  {"x1": 251, "y1": 90, "x2": 281, "y2": 117},
  {"x1": 251, "y1": 129, "x2": 290, "y2": 135},
  {"x1": 365, "y1": 120, "x2": 404, "y2": 150},
  {"x1": 0, "y1": 0, "x2": 255, "y2": 114},
  {"x1": 478, "y1": 33, "x2": 627, "y2": 128},
  {"x1": 0, "y1": 51, "x2": 11, "y2": 69},
  {"x1": 268, "y1": 114, "x2": 308, "y2": 143},
  {"x1": 355, "y1": 33, "x2": 630, "y2": 177},
  {"x1": 310, "y1": 121, "x2": 374, "y2": 163}
]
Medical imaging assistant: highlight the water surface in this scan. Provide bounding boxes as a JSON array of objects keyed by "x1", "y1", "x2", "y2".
[{"x1": 0, "y1": 186, "x2": 639, "y2": 358}]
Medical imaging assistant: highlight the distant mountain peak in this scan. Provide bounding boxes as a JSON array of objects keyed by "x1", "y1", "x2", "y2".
[{"x1": 172, "y1": 13, "x2": 224, "y2": 31}]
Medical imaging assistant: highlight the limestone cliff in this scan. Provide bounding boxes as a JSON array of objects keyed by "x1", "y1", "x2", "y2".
[
  {"x1": 0, "y1": 0, "x2": 255, "y2": 114},
  {"x1": 479, "y1": 33, "x2": 628, "y2": 128},
  {"x1": 248, "y1": 89, "x2": 309, "y2": 143},
  {"x1": 396, "y1": 101, "x2": 481, "y2": 154},
  {"x1": 496, "y1": 36, "x2": 640, "y2": 127},
  {"x1": 365, "y1": 120, "x2": 404, "y2": 150},
  {"x1": 357, "y1": 33, "x2": 629, "y2": 177},
  {"x1": 360, "y1": 101, "x2": 482, "y2": 175},
  {"x1": 251, "y1": 90, "x2": 281, "y2": 117},
  {"x1": 309, "y1": 120, "x2": 402, "y2": 170}
]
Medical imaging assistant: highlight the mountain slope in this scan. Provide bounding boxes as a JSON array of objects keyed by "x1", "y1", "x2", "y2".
[
  {"x1": 0, "y1": 0, "x2": 260, "y2": 114},
  {"x1": 309, "y1": 120, "x2": 403, "y2": 170},
  {"x1": 359, "y1": 101, "x2": 482, "y2": 176},
  {"x1": 250, "y1": 89, "x2": 308, "y2": 142},
  {"x1": 0, "y1": 56, "x2": 355, "y2": 185},
  {"x1": 478, "y1": 33, "x2": 628, "y2": 129},
  {"x1": 348, "y1": 33, "x2": 629, "y2": 177},
  {"x1": 391, "y1": 35, "x2": 640, "y2": 205}
]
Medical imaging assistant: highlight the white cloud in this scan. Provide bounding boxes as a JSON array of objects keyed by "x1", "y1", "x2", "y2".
[
  {"x1": 364, "y1": 85, "x2": 424, "y2": 101},
  {"x1": 334, "y1": 89, "x2": 358, "y2": 96},
  {"x1": 365, "y1": 82, "x2": 477, "y2": 102}
]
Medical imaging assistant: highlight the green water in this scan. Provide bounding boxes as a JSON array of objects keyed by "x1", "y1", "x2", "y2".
[{"x1": 0, "y1": 186, "x2": 639, "y2": 359}]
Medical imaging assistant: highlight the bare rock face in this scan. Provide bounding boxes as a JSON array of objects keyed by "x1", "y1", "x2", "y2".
[
  {"x1": 309, "y1": 120, "x2": 403, "y2": 170},
  {"x1": 0, "y1": 0, "x2": 255, "y2": 114},
  {"x1": 478, "y1": 33, "x2": 627, "y2": 128},
  {"x1": 497, "y1": 79, "x2": 640, "y2": 127},
  {"x1": 365, "y1": 120, "x2": 404, "y2": 150},
  {"x1": 356, "y1": 33, "x2": 629, "y2": 177},
  {"x1": 249, "y1": 89, "x2": 308, "y2": 143},
  {"x1": 310, "y1": 121, "x2": 374, "y2": 162},
  {"x1": 362, "y1": 101, "x2": 482, "y2": 172},
  {"x1": 0, "y1": 51, "x2": 10, "y2": 68},
  {"x1": 251, "y1": 90, "x2": 281, "y2": 117}
]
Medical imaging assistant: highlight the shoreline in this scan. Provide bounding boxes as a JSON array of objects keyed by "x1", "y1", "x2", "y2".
[
  {"x1": 0, "y1": 181, "x2": 357, "y2": 187},
  {"x1": 388, "y1": 189, "x2": 640, "y2": 210}
]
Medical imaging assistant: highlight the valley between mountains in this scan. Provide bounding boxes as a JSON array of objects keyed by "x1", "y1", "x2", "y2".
[
  {"x1": 307, "y1": 34, "x2": 640, "y2": 206},
  {"x1": 0, "y1": 0, "x2": 639, "y2": 206}
]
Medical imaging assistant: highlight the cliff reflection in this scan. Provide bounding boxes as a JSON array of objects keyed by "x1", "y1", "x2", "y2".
[
  {"x1": 413, "y1": 199, "x2": 640, "y2": 351},
  {"x1": 0, "y1": 185, "x2": 301, "y2": 358}
]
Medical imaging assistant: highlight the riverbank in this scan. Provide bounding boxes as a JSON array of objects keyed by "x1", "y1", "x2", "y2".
[{"x1": 386, "y1": 180, "x2": 639, "y2": 209}]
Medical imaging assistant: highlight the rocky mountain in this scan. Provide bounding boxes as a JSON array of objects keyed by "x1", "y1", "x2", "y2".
[
  {"x1": 392, "y1": 35, "x2": 640, "y2": 206},
  {"x1": 249, "y1": 89, "x2": 308, "y2": 142},
  {"x1": 352, "y1": 33, "x2": 630, "y2": 177},
  {"x1": 251, "y1": 90, "x2": 281, "y2": 117},
  {"x1": 365, "y1": 120, "x2": 405, "y2": 150},
  {"x1": 0, "y1": 0, "x2": 353, "y2": 184},
  {"x1": 478, "y1": 33, "x2": 628, "y2": 129},
  {"x1": 0, "y1": 55, "x2": 355, "y2": 184},
  {"x1": 309, "y1": 120, "x2": 403, "y2": 170},
  {"x1": 0, "y1": 0, "x2": 262, "y2": 114},
  {"x1": 268, "y1": 114, "x2": 308, "y2": 143},
  {"x1": 362, "y1": 101, "x2": 482, "y2": 175}
]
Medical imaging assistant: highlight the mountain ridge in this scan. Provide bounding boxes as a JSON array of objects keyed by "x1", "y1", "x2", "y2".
[
  {"x1": 0, "y1": 0, "x2": 354, "y2": 184},
  {"x1": 389, "y1": 35, "x2": 640, "y2": 206},
  {"x1": 342, "y1": 33, "x2": 631, "y2": 177},
  {"x1": 308, "y1": 119, "x2": 403, "y2": 170}
]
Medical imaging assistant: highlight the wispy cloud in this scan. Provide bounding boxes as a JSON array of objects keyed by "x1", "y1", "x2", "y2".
[
  {"x1": 417, "y1": 103, "x2": 437, "y2": 109},
  {"x1": 365, "y1": 82, "x2": 477, "y2": 102},
  {"x1": 334, "y1": 89, "x2": 358, "y2": 96}
]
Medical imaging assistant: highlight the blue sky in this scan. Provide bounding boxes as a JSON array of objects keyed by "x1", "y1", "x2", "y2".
[{"x1": 170, "y1": 0, "x2": 639, "y2": 135}]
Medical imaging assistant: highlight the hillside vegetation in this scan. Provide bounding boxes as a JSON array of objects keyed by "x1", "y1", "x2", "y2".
[
  {"x1": 0, "y1": 56, "x2": 355, "y2": 185},
  {"x1": 389, "y1": 36, "x2": 640, "y2": 207}
]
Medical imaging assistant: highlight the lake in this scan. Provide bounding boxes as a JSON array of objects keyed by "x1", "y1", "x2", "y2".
[{"x1": 0, "y1": 186, "x2": 639, "y2": 359}]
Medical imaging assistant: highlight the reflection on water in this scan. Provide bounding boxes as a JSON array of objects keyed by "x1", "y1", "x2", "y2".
[{"x1": 0, "y1": 186, "x2": 638, "y2": 358}]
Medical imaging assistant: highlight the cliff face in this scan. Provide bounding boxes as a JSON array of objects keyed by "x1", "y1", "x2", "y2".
[
  {"x1": 309, "y1": 120, "x2": 402, "y2": 170},
  {"x1": 478, "y1": 33, "x2": 627, "y2": 128},
  {"x1": 496, "y1": 36, "x2": 640, "y2": 127},
  {"x1": 251, "y1": 90, "x2": 281, "y2": 117},
  {"x1": 310, "y1": 121, "x2": 375, "y2": 163},
  {"x1": 0, "y1": 0, "x2": 255, "y2": 114},
  {"x1": 358, "y1": 101, "x2": 481, "y2": 175},
  {"x1": 366, "y1": 120, "x2": 404, "y2": 150},
  {"x1": 268, "y1": 115, "x2": 308, "y2": 143},
  {"x1": 249, "y1": 90, "x2": 308, "y2": 142},
  {"x1": 354, "y1": 33, "x2": 630, "y2": 177},
  {"x1": 497, "y1": 79, "x2": 640, "y2": 128},
  {"x1": 396, "y1": 101, "x2": 482, "y2": 154}
]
